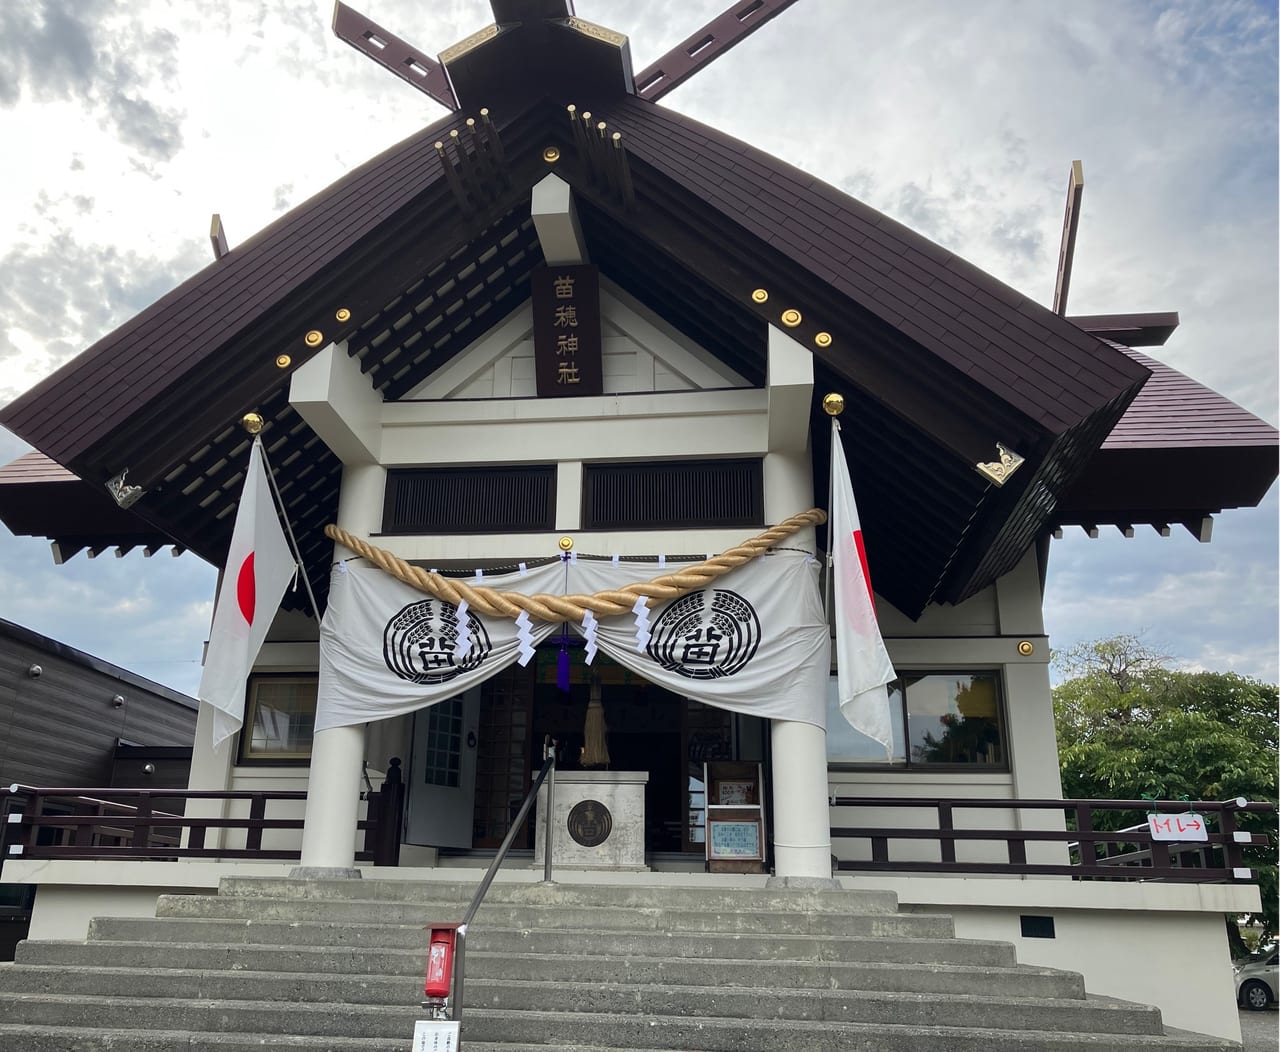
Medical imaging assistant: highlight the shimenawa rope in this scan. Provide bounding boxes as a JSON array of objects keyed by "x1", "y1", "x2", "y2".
[{"x1": 323, "y1": 507, "x2": 826, "y2": 623}]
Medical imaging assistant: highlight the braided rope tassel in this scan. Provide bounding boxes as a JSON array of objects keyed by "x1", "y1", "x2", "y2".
[{"x1": 323, "y1": 507, "x2": 827, "y2": 623}]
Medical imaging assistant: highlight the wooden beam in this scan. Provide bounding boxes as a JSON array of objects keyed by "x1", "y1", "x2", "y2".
[
  {"x1": 634, "y1": 0, "x2": 803, "y2": 103},
  {"x1": 1052, "y1": 160, "x2": 1084, "y2": 315},
  {"x1": 1183, "y1": 516, "x2": 1213, "y2": 543},
  {"x1": 209, "y1": 214, "x2": 229, "y2": 260},
  {"x1": 332, "y1": 1, "x2": 458, "y2": 111}
]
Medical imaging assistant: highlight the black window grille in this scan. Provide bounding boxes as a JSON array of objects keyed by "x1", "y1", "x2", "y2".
[
  {"x1": 383, "y1": 466, "x2": 556, "y2": 534},
  {"x1": 582, "y1": 459, "x2": 763, "y2": 531}
]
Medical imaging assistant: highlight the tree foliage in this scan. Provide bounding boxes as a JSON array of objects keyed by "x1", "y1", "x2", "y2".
[{"x1": 1052, "y1": 635, "x2": 1278, "y2": 943}]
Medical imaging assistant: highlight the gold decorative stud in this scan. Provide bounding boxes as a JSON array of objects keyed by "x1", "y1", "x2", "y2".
[
  {"x1": 558, "y1": 536, "x2": 574, "y2": 551},
  {"x1": 751, "y1": 288, "x2": 769, "y2": 304},
  {"x1": 1017, "y1": 640, "x2": 1035, "y2": 656},
  {"x1": 275, "y1": 354, "x2": 292, "y2": 369},
  {"x1": 815, "y1": 331, "x2": 832, "y2": 348},
  {"x1": 335, "y1": 308, "x2": 351, "y2": 323},
  {"x1": 822, "y1": 393, "x2": 845, "y2": 416},
  {"x1": 543, "y1": 146, "x2": 561, "y2": 163},
  {"x1": 303, "y1": 330, "x2": 323, "y2": 348},
  {"x1": 241, "y1": 413, "x2": 264, "y2": 435},
  {"x1": 781, "y1": 308, "x2": 802, "y2": 327}
]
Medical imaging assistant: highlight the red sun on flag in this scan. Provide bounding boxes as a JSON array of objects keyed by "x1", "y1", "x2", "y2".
[{"x1": 236, "y1": 552, "x2": 256, "y2": 624}]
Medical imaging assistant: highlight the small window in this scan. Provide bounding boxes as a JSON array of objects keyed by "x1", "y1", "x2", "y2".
[
  {"x1": 826, "y1": 671, "x2": 1007, "y2": 769},
  {"x1": 241, "y1": 676, "x2": 317, "y2": 762}
]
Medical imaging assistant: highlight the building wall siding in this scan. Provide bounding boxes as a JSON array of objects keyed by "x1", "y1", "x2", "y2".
[{"x1": 0, "y1": 628, "x2": 197, "y2": 790}]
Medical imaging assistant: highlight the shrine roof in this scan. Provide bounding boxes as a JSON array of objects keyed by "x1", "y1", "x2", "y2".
[{"x1": 0, "y1": 85, "x2": 1273, "y2": 617}]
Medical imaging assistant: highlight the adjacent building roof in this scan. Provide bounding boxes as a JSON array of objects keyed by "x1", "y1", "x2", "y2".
[{"x1": 0, "y1": 5, "x2": 1274, "y2": 619}]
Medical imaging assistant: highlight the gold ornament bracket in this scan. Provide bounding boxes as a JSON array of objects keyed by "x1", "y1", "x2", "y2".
[{"x1": 324, "y1": 509, "x2": 827, "y2": 623}]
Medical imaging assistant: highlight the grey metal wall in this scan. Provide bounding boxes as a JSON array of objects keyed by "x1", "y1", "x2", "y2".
[{"x1": 0, "y1": 618, "x2": 198, "y2": 789}]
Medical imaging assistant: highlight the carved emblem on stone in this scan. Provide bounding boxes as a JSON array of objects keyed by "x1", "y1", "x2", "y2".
[{"x1": 567, "y1": 799, "x2": 613, "y2": 847}]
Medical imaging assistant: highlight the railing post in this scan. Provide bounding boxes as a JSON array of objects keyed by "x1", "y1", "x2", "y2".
[
  {"x1": 452, "y1": 925, "x2": 468, "y2": 1027},
  {"x1": 938, "y1": 801, "x2": 955, "y2": 865},
  {"x1": 1220, "y1": 797, "x2": 1248, "y2": 877},
  {"x1": 246, "y1": 794, "x2": 267, "y2": 853},
  {"x1": 130, "y1": 794, "x2": 153, "y2": 849},
  {"x1": 1076, "y1": 802, "x2": 1094, "y2": 866},
  {"x1": 543, "y1": 736, "x2": 556, "y2": 884}
]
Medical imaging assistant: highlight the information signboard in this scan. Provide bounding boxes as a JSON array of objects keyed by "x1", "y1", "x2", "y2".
[
  {"x1": 708, "y1": 818, "x2": 762, "y2": 860},
  {"x1": 1147, "y1": 813, "x2": 1208, "y2": 842},
  {"x1": 412, "y1": 1020, "x2": 461, "y2": 1052}
]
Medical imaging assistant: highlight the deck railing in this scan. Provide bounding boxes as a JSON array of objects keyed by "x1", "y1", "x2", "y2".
[
  {"x1": 3, "y1": 786, "x2": 1271, "y2": 883},
  {"x1": 1, "y1": 777, "x2": 405, "y2": 867},
  {"x1": 829, "y1": 795, "x2": 1274, "y2": 882}
]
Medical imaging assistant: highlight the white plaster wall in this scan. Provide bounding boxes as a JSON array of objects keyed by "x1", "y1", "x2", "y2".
[
  {"x1": 942, "y1": 907, "x2": 1241, "y2": 1043},
  {"x1": 847, "y1": 876, "x2": 1258, "y2": 1044},
  {"x1": 829, "y1": 547, "x2": 1065, "y2": 865}
]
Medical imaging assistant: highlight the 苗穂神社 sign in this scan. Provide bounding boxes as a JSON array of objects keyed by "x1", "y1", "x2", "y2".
[{"x1": 532, "y1": 263, "x2": 603, "y2": 396}]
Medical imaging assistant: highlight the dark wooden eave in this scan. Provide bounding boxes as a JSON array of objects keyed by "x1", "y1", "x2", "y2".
[
  {"x1": 2, "y1": 94, "x2": 1270, "y2": 619},
  {"x1": 1069, "y1": 312, "x2": 1180, "y2": 347},
  {"x1": 1056, "y1": 346, "x2": 1279, "y2": 528}
]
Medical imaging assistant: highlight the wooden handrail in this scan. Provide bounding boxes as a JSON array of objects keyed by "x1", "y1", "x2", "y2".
[{"x1": 828, "y1": 795, "x2": 1274, "y2": 883}]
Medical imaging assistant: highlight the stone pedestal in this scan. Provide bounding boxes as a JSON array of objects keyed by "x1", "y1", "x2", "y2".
[{"x1": 533, "y1": 770, "x2": 648, "y2": 871}]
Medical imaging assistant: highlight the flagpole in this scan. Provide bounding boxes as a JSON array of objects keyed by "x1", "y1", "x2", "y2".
[
  {"x1": 244, "y1": 417, "x2": 322, "y2": 621},
  {"x1": 822, "y1": 393, "x2": 845, "y2": 619}
]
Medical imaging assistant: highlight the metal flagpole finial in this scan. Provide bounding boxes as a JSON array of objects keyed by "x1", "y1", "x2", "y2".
[
  {"x1": 822, "y1": 392, "x2": 845, "y2": 416},
  {"x1": 241, "y1": 412, "x2": 265, "y2": 434}
]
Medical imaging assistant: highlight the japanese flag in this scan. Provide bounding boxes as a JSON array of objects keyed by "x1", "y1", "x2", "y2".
[
  {"x1": 198, "y1": 437, "x2": 296, "y2": 750},
  {"x1": 830, "y1": 418, "x2": 897, "y2": 758}
]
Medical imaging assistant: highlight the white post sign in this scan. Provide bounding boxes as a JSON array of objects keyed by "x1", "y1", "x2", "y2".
[
  {"x1": 412, "y1": 1020, "x2": 460, "y2": 1052},
  {"x1": 1147, "y1": 813, "x2": 1208, "y2": 842}
]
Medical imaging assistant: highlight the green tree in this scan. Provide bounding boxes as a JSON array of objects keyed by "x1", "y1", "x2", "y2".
[{"x1": 1052, "y1": 635, "x2": 1278, "y2": 948}]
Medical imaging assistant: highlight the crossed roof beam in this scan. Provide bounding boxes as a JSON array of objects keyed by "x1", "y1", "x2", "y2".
[{"x1": 331, "y1": 0, "x2": 803, "y2": 111}]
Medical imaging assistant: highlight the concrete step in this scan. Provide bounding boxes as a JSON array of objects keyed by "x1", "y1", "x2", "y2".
[
  {"x1": 215, "y1": 876, "x2": 901, "y2": 914},
  {"x1": 0, "y1": 967, "x2": 1140, "y2": 1034},
  {"x1": 0, "y1": 996, "x2": 1230, "y2": 1051},
  {"x1": 83, "y1": 915, "x2": 1018, "y2": 966},
  {"x1": 457, "y1": 1008, "x2": 1235, "y2": 1051},
  {"x1": 0, "y1": 1029, "x2": 645, "y2": 1052},
  {"x1": 12, "y1": 940, "x2": 1087, "y2": 1000},
  {"x1": 0, "y1": 1028, "x2": 397, "y2": 1052},
  {"x1": 154, "y1": 892, "x2": 954, "y2": 938}
]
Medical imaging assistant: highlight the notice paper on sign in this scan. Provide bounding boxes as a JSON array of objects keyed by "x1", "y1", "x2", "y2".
[
  {"x1": 412, "y1": 1020, "x2": 460, "y2": 1052},
  {"x1": 1147, "y1": 812, "x2": 1208, "y2": 842}
]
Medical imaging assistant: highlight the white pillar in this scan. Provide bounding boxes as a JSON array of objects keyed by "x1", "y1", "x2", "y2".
[
  {"x1": 763, "y1": 440, "x2": 833, "y2": 882},
  {"x1": 297, "y1": 462, "x2": 384, "y2": 873}
]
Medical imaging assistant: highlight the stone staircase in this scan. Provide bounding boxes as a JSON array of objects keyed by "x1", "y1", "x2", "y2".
[{"x1": 0, "y1": 875, "x2": 1234, "y2": 1051}]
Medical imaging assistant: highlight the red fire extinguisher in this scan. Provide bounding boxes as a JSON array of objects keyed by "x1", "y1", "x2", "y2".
[{"x1": 423, "y1": 926, "x2": 458, "y2": 1001}]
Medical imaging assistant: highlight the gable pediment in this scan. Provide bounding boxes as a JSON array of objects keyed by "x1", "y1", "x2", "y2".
[{"x1": 403, "y1": 279, "x2": 750, "y2": 401}]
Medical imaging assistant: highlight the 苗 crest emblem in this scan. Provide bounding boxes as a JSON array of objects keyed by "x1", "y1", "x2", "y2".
[
  {"x1": 646, "y1": 589, "x2": 761, "y2": 680},
  {"x1": 383, "y1": 598, "x2": 491, "y2": 685}
]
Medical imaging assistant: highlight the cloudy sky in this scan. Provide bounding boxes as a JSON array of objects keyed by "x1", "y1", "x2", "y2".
[{"x1": 0, "y1": 0, "x2": 1275, "y2": 695}]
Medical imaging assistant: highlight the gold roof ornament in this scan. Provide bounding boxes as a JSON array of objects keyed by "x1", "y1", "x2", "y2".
[
  {"x1": 241, "y1": 413, "x2": 264, "y2": 435},
  {"x1": 751, "y1": 288, "x2": 769, "y2": 303},
  {"x1": 822, "y1": 392, "x2": 845, "y2": 416},
  {"x1": 558, "y1": 536, "x2": 574, "y2": 551},
  {"x1": 781, "y1": 308, "x2": 802, "y2": 327},
  {"x1": 976, "y1": 443, "x2": 1026, "y2": 486}
]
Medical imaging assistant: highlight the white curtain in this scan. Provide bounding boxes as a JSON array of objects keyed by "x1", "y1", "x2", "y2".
[{"x1": 315, "y1": 552, "x2": 829, "y2": 732}]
